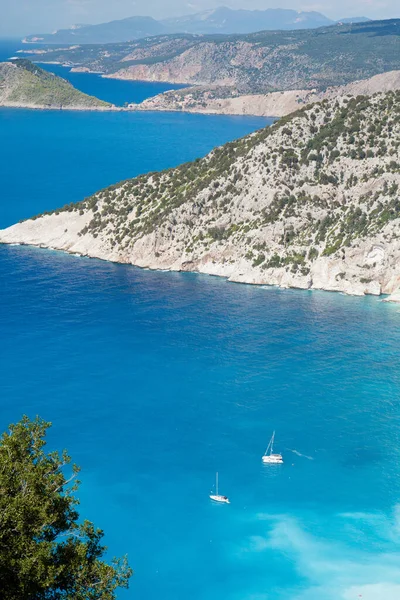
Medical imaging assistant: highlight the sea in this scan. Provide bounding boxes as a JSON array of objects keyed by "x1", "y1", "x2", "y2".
[{"x1": 1, "y1": 40, "x2": 400, "y2": 600}]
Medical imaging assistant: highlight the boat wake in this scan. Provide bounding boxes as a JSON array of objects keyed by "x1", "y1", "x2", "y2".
[{"x1": 287, "y1": 449, "x2": 314, "y2": 460}]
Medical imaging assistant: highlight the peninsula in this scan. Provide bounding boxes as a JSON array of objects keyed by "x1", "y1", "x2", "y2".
[
  {"x1": 1, "y1": 91, "x2": 399, "y2": 300},
  {"x1": 0, "y1": 60, "x2": 112, "y2": 110}
]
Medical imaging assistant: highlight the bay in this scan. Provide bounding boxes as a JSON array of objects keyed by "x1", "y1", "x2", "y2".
[{"x1": 1, "y1": 39, "x2": 400, "y2": 600}]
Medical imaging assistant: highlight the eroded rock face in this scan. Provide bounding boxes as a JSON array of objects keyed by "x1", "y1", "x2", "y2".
[
  {"x1": 1, "y1": 91, "x2": 399, "y2": 300},
  {"x1": 366, "y1": 246, "x2": 385, "y2": 265}
]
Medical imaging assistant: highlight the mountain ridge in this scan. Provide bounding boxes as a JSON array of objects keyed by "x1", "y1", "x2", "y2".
[{"x1": 23, "y1": 7, "x2": 370, "y2": 44}]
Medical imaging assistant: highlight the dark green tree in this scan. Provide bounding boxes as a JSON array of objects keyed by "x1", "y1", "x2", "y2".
[{"x1": 0, "y1": 416, "x2": 132, "y2": 599}]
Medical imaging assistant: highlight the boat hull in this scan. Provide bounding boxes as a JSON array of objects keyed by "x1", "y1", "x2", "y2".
[
  {"x1": 209, "y1": 494, "x2": 230, "y2": 504},
  {"x1": 262, "y1": 455, "x2": 283, "y2": 464}
]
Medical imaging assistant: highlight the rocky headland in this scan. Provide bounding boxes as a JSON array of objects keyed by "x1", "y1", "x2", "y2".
[{"x1": 1, "y1": 91, "x2": 399, "y2": 301}]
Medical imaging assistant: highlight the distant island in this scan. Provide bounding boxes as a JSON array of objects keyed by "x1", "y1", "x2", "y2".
[
  {"x1": 0, "y1": 60, "x2": 112, "y2": 110},
  {"x1": 25, "y1": 19, "x2": 399, "y2": 117},
  {"x1": 1, "y1": 90, "x2": 399, "y2": 301},
  {"x1": 22, "y1": 8, "x2": 370, "y2": 45}
]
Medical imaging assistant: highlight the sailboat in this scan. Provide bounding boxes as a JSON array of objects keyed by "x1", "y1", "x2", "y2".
[
  {"x1": 262, "y1": 431, "x2": 283, "y2": 464},
  {"x1": 209, "y1": 472, "x2": 230, "y2": 504}
]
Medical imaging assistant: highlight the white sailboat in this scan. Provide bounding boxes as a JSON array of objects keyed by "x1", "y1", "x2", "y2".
[
  {"x1": 262, "y1": 431, "x2": 283, "y2": 464},
  {"x1": 209, "y1": 472, "x2": 230, "y2": 504}
]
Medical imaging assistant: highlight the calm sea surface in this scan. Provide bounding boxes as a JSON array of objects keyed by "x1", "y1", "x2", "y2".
[{"x1": 1, "y1": 40, "x2": 400, "y2": 600}]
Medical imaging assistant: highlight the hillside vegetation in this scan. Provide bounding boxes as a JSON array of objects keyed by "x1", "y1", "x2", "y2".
[
  {"x1": 29, "y1": 20, "x2": 400, "y2": 94},
  {"x1": 0, "y1": 60, "x2": 111, "y2": 109},
  {"x1": 1, "y1": 90, "x2": 399, "y2": 299}
]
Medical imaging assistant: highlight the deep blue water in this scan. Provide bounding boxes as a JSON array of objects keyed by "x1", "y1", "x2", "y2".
[
  {"x1": 0, "y1": 109, "x2": 271, "y2": 228},
  {"x1": 38, "y1": 63, "x2": 187, "y2": 107},
  {"x1": 1, "y1": 40, "x2": 400, "y2": 600}
]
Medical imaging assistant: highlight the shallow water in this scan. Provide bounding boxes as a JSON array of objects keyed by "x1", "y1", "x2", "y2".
[{"x1": 1, "y1": 39, "x2": 400, "y2": 600}]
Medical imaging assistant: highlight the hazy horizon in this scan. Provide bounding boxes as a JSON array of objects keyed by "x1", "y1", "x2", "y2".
[{"x1": 1, "y1": 0, "x2": 399, "y2": 37}]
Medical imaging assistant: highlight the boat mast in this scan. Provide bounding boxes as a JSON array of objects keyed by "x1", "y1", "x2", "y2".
[
  {"x1": 270, "y1": 431, "x2": 275, "y2": 455},
  {"x1": 216, "y1": 472, "x2": 219, "y2": 496}
]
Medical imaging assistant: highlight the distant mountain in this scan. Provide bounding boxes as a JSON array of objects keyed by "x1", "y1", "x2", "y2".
[
  {"x1": 162, "y1": 7, "x2": 334, "y2": 34},
  {"x1": 23, "y1": 16, "x2": 168, "y2": 45},
  {"x1": 337, "y1": 17, "x2": 371, "y2": 24},
  {"x1": 23, "y1": 8, "x2": 371, "y2": 45}
]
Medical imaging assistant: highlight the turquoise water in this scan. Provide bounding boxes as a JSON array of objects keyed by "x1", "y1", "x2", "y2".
[
  {"x1": 2, "y1": 247, "x2": 400, "y2": 600},
  {"x1": 1, "y1": 42, "x2": 400, "y2": 600}
]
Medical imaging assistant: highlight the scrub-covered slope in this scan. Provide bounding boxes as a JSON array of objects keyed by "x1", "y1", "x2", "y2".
[
  {"x1": 1, "y1": 92, "x2": 400, "y2": 299},
  {"x1": 0, "y1": 60, "x2": 111, "y2": 109}
]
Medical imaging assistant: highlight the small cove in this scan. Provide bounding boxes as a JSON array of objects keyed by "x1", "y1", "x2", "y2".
[{"x1": 37, "y1": 62, "x2": 187, "y2": 107}]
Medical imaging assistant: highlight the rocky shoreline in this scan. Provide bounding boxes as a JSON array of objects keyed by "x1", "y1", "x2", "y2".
[
  {"x1": 0, "y1": 101, "x2": 120, "y2": 111},
  {"x1": 12, "y1": 60, "x2": 399, "y2": 118},
  {"x1": 1, "y1": 224, "x2": 399, "y2": 302}
]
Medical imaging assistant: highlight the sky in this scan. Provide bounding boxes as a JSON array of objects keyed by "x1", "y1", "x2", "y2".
[{"x1": 0, "y1": 0, "x2": 399, "y2": 37}]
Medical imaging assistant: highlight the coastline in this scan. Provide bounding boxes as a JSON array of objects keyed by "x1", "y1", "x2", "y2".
[
  {"x1": 0, "y1": 101, "x2": 120, "y2": 111},
  {"x1": 0, "y1": 224, "x2": 398, "y2": 302},
  {"x1": 127, "y1": 101, "x2": 282, "y2": 119},
  {"x1": 126, "y1": 71, "x2": 400, "y2": 118},
  {"x1": 18, "y1": 60, "x2": 400, "y2": 118},
  {"x1": 0, "y1": 239, "x2": 382, "y2": 298}
]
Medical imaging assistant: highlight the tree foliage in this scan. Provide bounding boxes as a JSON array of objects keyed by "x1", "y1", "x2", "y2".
[{"x1": 0, "y1": 416, "x2": 132, "y2": 600}]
